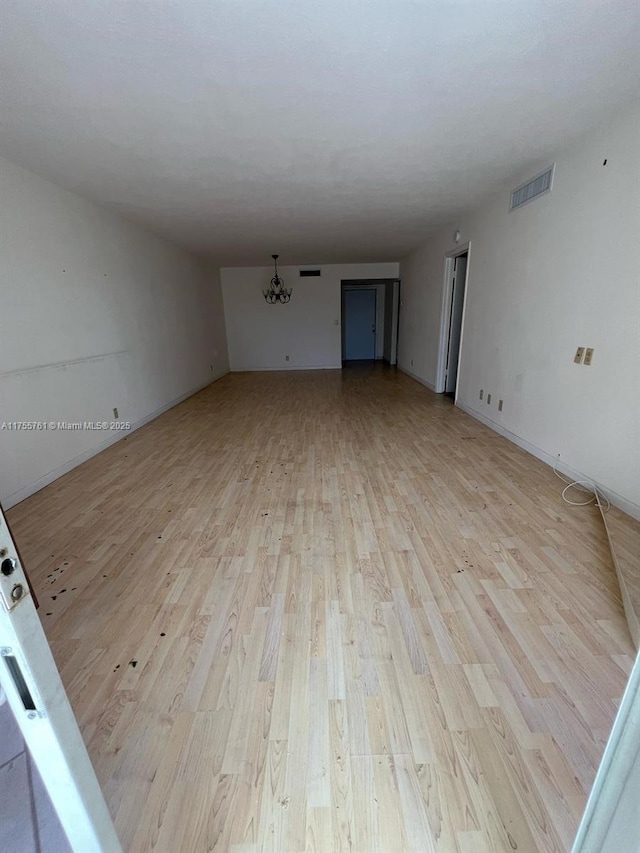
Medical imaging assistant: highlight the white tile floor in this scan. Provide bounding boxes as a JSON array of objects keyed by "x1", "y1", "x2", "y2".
[{"x1": 0, "y1": 693, "x2": 71, "y2": 853}]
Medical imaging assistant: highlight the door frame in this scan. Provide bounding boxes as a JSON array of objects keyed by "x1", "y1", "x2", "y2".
[
  {"x1": 571, "y1": 644, "x2": 640, "y2": 852},
  {"x1": 341, "y1": 283, "x2": 379, "y2": 362},
  {"x1": 0, "y1": 506, "x2": 122, "y2": 852},
  {"x1": 389, "y1": 279, "x2": 401, "y2": 366},
  {"x1": 341, "y1": 279, "x2": 400, "y2": 364},
  {"x1": 435, "y1": 243, "x2": 471, "y2": 397}
]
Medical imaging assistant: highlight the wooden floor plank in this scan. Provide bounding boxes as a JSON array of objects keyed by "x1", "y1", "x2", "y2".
[{"x1": 7, "y1": 365, "x2": 635, "y2": 852}]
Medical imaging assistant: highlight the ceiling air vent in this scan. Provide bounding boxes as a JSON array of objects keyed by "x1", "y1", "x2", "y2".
[
  {"x1": 299, "y1": 269, "x2": 321, "y2": 277},
  {"x1": 510, "y1": 165, "x2": 555, "y2": 211}
]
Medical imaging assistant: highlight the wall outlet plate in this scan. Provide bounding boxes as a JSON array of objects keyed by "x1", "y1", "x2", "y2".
[
  {"x1": 584, "y1": 347, "x2": 594, "y2": 366},
  {"x1": 487, "y1": 393, "x2": 492, "y2": 405},
  {"x1": 113, "y1": 407, "x2": 119, "y2": 419},
  {"x1": 479, "y1": 389, "x2": 483, "y2": 400},
  {"x1": 498, "y1": 399, "x2": 503, "y2": 411},
  {"x1": 574, "y1": 347, "x2": 585, "y2": 364}
]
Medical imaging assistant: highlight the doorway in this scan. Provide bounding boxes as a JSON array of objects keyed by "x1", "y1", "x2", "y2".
[
  {"x1": 341, "y1": 279, "x2": 400, "y2": 364},
  {"x1": 437, "y1": 248, "x2": 469, "y2": 397},
  {"x1": 342, "y1": 288, "x2": 377, "y2": 361}
]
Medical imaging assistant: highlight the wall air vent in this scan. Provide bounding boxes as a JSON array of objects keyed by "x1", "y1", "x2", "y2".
[
  {"x1": 510, "y1": 165, "x2": 555, "y2": 211},
  {"x1": 299, "y1": 269, "x2": 321, "y2": 277}
]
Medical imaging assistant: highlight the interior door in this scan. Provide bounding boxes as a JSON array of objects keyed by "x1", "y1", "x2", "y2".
[
  {"x1": 343, "y1": 289, "x2": 376, "y2": 360},
  {"x1": 445, "y1": 253, "x2": 467, "y2": 394},
  {"x1": 0, "y1": 506, "x2": 122, "y2": 852}
]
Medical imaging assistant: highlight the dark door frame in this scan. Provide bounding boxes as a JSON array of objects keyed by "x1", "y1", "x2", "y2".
[{"x1": 436, "y1": 245, "x2": 471, "y2": 397}]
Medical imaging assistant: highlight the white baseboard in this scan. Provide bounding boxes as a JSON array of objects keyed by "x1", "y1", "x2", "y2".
[
  {"x1": 397, "y1": 365, "x2": 437, "y2": 393},
  {"x1": 456, "y1": 401, "x2": 640, "y2": 521},
  {"x1": 2, "y1": 370, "x2": 229, "y2": 510},
  {"x1": 230, "y1": 365, "x2": 342, "y2": 372}
]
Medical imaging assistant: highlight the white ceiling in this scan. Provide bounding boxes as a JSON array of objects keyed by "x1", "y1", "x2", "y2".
[{"x1": 1, "y1": 1, "x2": 638, "y2": 265}]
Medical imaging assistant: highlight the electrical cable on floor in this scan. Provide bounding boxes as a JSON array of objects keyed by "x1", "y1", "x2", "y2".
[{"x1": 553, "y1": 455, "x2": 610, "y2": 511}]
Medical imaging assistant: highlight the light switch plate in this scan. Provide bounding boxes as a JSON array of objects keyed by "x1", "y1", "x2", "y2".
[
  {"x1": 574, "y1": 347, "x2": 585, "y2": 364},
  {"x1": 584, "y1": 347, "x2": 594, "y2": 366}
]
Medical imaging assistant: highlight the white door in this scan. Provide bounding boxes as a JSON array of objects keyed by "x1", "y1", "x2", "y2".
[{"x1": 0, "y1": 506, "x2": 122, "y2": 852}]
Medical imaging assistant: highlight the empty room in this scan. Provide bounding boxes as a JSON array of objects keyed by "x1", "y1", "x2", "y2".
[{"x1": 1, "y1": 2, "x2": 639, "y2": 852}]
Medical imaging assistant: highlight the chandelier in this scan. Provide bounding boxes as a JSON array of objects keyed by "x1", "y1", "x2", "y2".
[{"x1": 263, "y1": 254, "x2": 292, "y2": 304}]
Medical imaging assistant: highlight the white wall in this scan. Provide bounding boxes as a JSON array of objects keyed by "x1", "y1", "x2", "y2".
[
  {"x1": 383, "y1": 283, "x2": 394, "y2": 362},
  {"x1": 398, "y1": 234, "x2": 454, "y2": 389},
  {"x1": 0, "y1": 156, "x2": 229, "y2": 509},
  {"x1": 399, "y1": 103, "x2": 640, "y2": 514},
  {"x1": 221, "y1": 263, "x2": 399, "y2": 371}
]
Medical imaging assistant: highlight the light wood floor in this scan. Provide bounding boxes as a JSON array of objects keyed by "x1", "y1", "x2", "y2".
[
  {"x1": 7, "y1": 367, "x2": 635, "y2": 853},
  {"x1": 600, "y1": 505, "x2": 640, "y2": 648}
]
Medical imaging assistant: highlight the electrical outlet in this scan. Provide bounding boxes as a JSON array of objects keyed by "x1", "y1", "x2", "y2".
[
  {"x1": 479, "y1": 390, "x2": 483, "y2": 400},
  {"x1": 411, "y1": 359, "x2": 414, "y2": 367},
  {"x1": 113, "y1": 407, "x2": 119, "y2": 419},
  {"x1": 498, "y1": 399, "x2": 503, "y2": 412},
  {"x1": 574, "y1": 347, "x2": 585, "y2": 364},
  {"x1": 285, "y1": 355, "x2": 290, "y2": 362},
  {"x1": 487, "y1": 394, "x2": 492, "y2": 405},
  {"x1": 584, "y1": 347, "x2": 594, "y2": 366}
]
